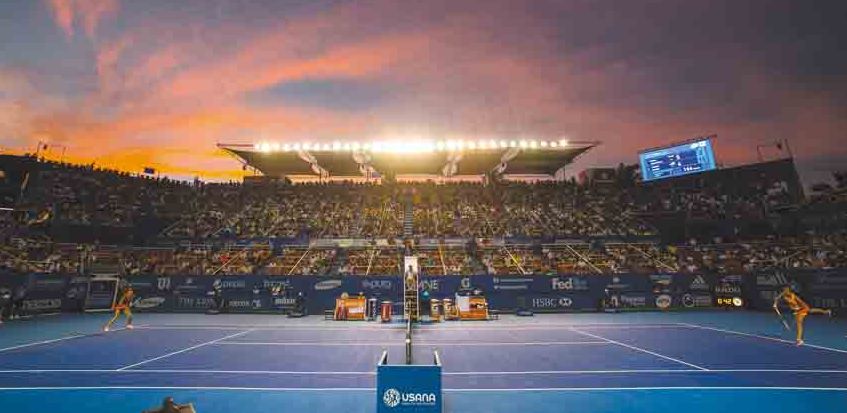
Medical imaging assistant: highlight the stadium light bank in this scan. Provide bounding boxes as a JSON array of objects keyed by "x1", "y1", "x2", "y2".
[{"x1": 252, "y1": 139, "x2": 569, "y2": 153}]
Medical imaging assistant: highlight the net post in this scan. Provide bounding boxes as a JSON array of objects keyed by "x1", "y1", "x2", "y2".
[{"x1": 405, "y1": 318, "x2": 413, "y2": 365}]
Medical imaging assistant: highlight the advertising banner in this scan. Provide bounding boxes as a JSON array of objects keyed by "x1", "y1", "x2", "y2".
[
  {"x1": 377, "y1": 364, "x2": 441, "y2": 413},
  {"x1": 9, "y1": 270, "x2": 845, "y2": 315}
]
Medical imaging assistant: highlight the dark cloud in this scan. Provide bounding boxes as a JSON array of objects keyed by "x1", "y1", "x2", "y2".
[{"x1": 0, "y1": 0, "x2": 843, "y2": 182}]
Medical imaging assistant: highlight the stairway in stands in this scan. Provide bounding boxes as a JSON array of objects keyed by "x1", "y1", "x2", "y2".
[{"x1": 403, "y1": 198, "x2": 414, "y2": 237}]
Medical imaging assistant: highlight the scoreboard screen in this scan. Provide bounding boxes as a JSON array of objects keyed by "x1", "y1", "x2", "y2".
[{"x1": 639, "y1": 138, "x2": 717, "y2": 182}]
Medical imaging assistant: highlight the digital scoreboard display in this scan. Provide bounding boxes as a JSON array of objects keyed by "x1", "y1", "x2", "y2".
[{"x1": 639, "y1": 138, "x2": 717, "y2": 182}]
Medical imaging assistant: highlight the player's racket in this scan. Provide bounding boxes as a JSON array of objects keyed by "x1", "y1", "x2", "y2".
[{"x1": 773, "y1": 306, "x2": 791, "y2": 331}]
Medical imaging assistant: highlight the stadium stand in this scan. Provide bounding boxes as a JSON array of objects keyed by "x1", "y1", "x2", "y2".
[{"x1": 0, "y1": 155, "x2": 845, "y2": 277}]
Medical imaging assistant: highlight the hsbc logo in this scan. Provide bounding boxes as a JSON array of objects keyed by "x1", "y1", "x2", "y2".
[
  {"x1": 532, "y1": 297, "x2": 573, "y2": 308},
  {"x1": 551, "y1": 277, "x2": 589, "y2": 291}
]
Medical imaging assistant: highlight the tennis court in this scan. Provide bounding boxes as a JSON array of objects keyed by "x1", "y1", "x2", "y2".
[{"x1": 1, "y1": 311, "x2": 845, "y2": 412}]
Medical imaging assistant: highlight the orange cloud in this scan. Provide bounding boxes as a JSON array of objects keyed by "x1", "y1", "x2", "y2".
[
  {"x1": 46, "y1": 0, "x2": 118, "y2": 39},
  {"x1": 47, "y1": 0, "x2": 74, "y2": 38},
  {"x1": 10, "y1": 0, "x2": 844, "y2": 184}
]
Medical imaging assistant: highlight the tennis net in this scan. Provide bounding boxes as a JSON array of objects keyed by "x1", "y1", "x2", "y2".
[{"x1": 405, "y1": 316, "x2": 413, "y2": 365}]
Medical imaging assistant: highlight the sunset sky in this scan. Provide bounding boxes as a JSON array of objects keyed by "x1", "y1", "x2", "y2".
[{"x1": 0, "y1": 0, "x2": 844, "y2": 184}]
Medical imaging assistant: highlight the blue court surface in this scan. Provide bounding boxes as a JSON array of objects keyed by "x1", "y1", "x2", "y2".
[{"x1": 1, "y1": 311, "x2": 846, "y2": 412}]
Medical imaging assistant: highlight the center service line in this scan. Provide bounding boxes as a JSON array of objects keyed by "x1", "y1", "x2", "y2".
[
  {"x1": 570, "y1": 328, "x2": 709, "y2": 371},
  {"x1": 117, "y1": 329, "x2": 255, "y2": 371}
]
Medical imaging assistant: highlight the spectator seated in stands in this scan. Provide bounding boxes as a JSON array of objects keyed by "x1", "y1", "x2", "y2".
[{"x1": 143, "y1": 397, "x2": 194, "y2": 413}]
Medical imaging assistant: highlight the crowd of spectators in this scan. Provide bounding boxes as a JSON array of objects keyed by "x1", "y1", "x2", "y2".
[
  {"x1": 8, "y1": 157, "x2": 659, "y2": 240},
  {"x1": 21, "y1": 159, "x2": 198, "y2": 229},
  {"x1": 409, "y1": 182, "x2": 655, "y2": 238},
  {"x1": 1, "y1": 155, "x2": 845, "y2": 277},
  {"x1": 0, "y1": 234, "x2": 845, "y2": 276},
  {"x1": 673, "y1": 233, "x2": 847, "y2": 274}
]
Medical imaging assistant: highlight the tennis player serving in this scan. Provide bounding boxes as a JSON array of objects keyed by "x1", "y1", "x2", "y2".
[{"x1": 773, "y1": 286, "x2": 830, "y2": 346}]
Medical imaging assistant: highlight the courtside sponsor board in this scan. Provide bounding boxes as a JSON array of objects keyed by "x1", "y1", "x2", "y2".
[
  {"x1": 132, "y1": 296, "x2": 166, "y2": 309},
  {"x1": 377, "y1": 364, "x2": 441, "y2": 413},
  {"x1": 314, "y1": 279, "x2": 342, "y2": 291}
]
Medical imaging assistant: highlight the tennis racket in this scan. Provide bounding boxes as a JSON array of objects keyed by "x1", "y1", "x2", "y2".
[{"x1": 773, "y1": 305, "x2": 791, "y2": 331}]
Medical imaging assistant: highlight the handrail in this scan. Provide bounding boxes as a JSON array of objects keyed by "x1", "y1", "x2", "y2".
[
  {"x1": 565, "y1": 244, "x2": 603, "y2": 274},
  {"x1": 287, "y1": 248, "x2": 311, "y2": 275}
]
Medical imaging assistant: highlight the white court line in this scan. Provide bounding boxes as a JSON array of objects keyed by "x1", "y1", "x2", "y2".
[
  {"x1": 0, "y1": 386, "x2": 370, "y2": 391},
  {"x1": 134, "y1": 323, "x2": 689, "y2": 331},
  {"x1": 2, "y1": 368, "x2": 847, "y2": 375},
  {"x1": 214, "y1": 340, "x2": 610, "y2": 347},
  {"x1": 0, "y1": 335, "x2": 87, "y2": 353},
  {"x1": 134, "y1": 326, "x2": 402, "y2": 331},
  {"x1": 571, "y1": 328, "x2": 709, "y2": 371},
  {"x1": 0, "y1": 326, "x2": 133, "y2": 354},
  {"x1": 444, "y1": 386, "x2": 847, "y2": 392},
  {"x1": 443, "y1": 368, "x2": 847, "y2": 375},
  {"x1": 444, "y1": 369, "x2": 704, "y2": 375},
  {"x1": 116, "y1": 330, "x2": 254, "y2": 371},
  {"x1": 680, "y1": 323, "x2": 847, "y2": 355},
  {"x1": 0, "y1": 369, "x2": 375, "y2": 375},
  {"x1": 0, "y1": 386, "x2": 845, "y2": 392}
]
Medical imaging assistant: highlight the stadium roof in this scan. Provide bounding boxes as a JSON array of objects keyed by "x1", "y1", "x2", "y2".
[{"x1": 218, "y1": 139, "x2": 598, "y2": 178}]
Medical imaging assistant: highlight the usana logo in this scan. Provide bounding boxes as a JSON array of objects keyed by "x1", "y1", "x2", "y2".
[
  {"x1": 383, "y1": 389, "x2": 401, "y2": 408},
  {"x1": 382, "y1": 388, "x2": 436, "y2": 408}
]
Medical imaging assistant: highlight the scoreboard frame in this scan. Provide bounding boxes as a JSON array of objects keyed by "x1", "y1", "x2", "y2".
[{"x1": 638, "y1": 135, "x2": 718, "y2": 182}]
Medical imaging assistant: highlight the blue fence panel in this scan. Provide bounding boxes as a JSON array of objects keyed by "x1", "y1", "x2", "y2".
[{"x1": 5, "y1": 270, "x2": 846, "y2": 315}]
